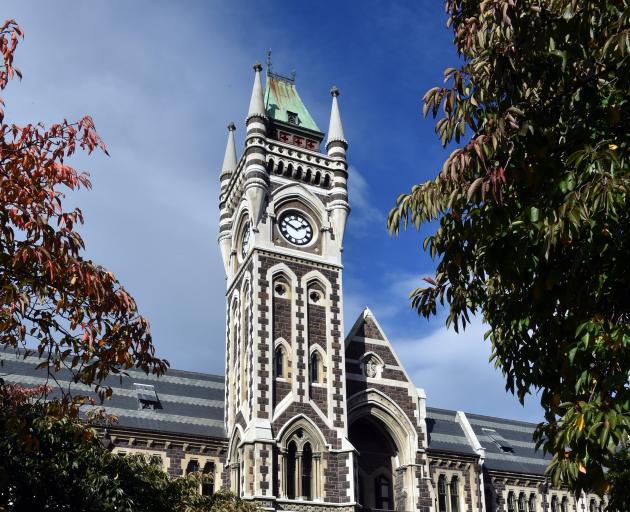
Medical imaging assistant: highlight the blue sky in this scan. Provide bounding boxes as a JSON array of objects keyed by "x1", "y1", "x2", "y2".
[{"x1": 4, "y1": 1, "x2": 542, "y2": 421}]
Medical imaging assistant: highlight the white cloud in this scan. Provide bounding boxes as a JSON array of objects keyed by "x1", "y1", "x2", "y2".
[
  {"x1": 392, "y1": 316, "x2": 543, "y2": 422},
  {"x1": 1, "y1": 1, "x2": 255, "y2": 374},
  {"x1": 347, "y1": 165, "x2": 385, "y2": 233}
]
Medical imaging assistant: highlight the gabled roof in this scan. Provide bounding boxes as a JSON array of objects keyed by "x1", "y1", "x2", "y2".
[
  {"x1": 0, "y1": 348, "x2": 226, "y2": 439},
  {"x1": 465, "y1": 411, "x2": 550, "y2": 475},
  {"x1": 264, "y1": 72, "x2": 321, "y2": 133},
  {"x1": 425, "y1": 407, "x2": 476, "y2": 455}
]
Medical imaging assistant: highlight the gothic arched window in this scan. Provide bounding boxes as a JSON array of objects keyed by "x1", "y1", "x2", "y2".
[
  {"x1": 518, "y1": 492, "x2": 526, "y2": 512},
  {"x1": 507, "y1": 491, "x2": 516, "y2": 512},
  {"x1": 302, "y1": 443, "x2": 313, "y2": 500},
  {"x1": 310, "y1": 352, "x2": 321, "y2": 384},
  {"x1": 185, "y1": 459, "x2": 199, "y2": 474},
  {"x1": 528, "y1": 493, "x2": 537, "y2": 512},
  {"x1": 280, "y1": 421, "x2": 323, "y2": 501},
  {"x1": 551, "y1": 496, "x2": 559, "y2": 512},
  {"x1": 286, "y1": 441, "x2": 297, "y2": 499},
  {"x1": 202, "y1": 461, "x2": 215, "y2": 496},
  {"x1": 438, "y1": 475, "x2": 448, "y2": 512},
  {"x1": 229, "y1": 432, "x2": 241, "y2": 497},
  {"x1": 449, "y1": 476, "x2": 460, "y2": 512},
  {"x1": 560, "y1": 497, "x2": 568, "y2": 512},
  {"x1": 275, "y1": 346, "x2": 285, "y2": 378},
  {"x1": 229, "y1": 299, "x2": 239, "y2": 421},
  {"x1": 240, "y1": 284, "x2": 250, "y2": 404}
]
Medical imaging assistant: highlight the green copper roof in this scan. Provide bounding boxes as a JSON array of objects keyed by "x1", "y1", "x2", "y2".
[{"x1": 264, "y1": 73, "x2": 321, "y2": 133}]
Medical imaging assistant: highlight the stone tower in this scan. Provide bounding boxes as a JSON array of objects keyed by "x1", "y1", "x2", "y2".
[{"x1": 218, "y1": 62, "x2": 355, "y2": 510}]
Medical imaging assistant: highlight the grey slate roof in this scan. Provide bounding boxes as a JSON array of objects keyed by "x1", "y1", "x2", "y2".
[
  {"x1": 465, "y1": 411, "x2": 551, "y2": 475},
  {"x1": 0, "y1": 349, "x2": 551, "y2": 474},
  {"x1": 425, "y1": 407, "x2": 476, "y2": 455},
  {"x1": 425, "y1": 406, "x2": 551, "y2": 475},
  {"x1": 0, "y1": 348, "x2": 226, "y2": 439}
]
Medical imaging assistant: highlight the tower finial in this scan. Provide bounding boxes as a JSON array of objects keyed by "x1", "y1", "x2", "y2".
[
  {"x1": 221, "y1": 122, "x2": 237, "y2": 175},
  {"x1": 326, "y1": 85, "x2": 347, "y2": 152},
  {"x1": 247, "y1": 62, "x2": 267, "y2": 122},
  {"x1": 266, "y1": 50, "x2": 272, "y2": 74}
]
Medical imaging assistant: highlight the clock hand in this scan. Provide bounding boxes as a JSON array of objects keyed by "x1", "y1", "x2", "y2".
[{"x1": 286, "y1": 225, "x2": 301, "y2": 238}]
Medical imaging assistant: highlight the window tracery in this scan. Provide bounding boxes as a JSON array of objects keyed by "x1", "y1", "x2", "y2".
[{"x1": 278, "y1": 421, "x2": 324, "y2": 502}]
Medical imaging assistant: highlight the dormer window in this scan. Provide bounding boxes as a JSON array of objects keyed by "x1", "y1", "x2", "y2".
[
  {"x1": 287, "y1": 111, "x2": 299, "y2": 125},
  {"x1": 482, "y1": 428, "x2": 514, "y2": 453},
  {"x1": 134, "y1": 383, "x2": 161, "y2": 410}
]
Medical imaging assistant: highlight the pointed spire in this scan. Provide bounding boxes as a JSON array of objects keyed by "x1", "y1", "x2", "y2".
[
  {"x1": 326, "y1": 86, "x2": 347, "y2": 150},
  {"x1": 221, "y1": 122, "x2": 237, "y2": 176},
  {"x1": 247, "y1": 62, "x2": 267, "y2": 122}
]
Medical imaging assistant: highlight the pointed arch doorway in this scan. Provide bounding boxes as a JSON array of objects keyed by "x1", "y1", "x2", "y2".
[
  {"x1": 347, "y1": 389, "x2": 420, "y2": 512},
  {"x1": 349, "y1": 415, "x2": 397, "y2": 511}
]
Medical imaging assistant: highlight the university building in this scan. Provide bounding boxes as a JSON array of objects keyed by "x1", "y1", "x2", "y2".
[{"x1": 1, "y1": 63, "x2": 607, "y2": 512}]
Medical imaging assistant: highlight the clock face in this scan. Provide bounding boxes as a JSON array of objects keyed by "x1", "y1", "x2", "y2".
[
  {"x1": 279, "y1": 211, "x2": 313, "y2": 246},
  {"x1": 241, "y1": 222, "x2": 251, "y2": 259}
]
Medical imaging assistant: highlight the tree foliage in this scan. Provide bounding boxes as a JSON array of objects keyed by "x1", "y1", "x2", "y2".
[
  {"x1": 388, "y1": 0, "x2": 629, "y2": 498},
  {"x1": 0, "y1": 383, "x2": 258, "y2": 512},
  {"x1": 0, "y1": 19, "x2": 167, "y2": 400},
  {"x1": 605, "y1": 449, "x2": 630, "y2": 511}
]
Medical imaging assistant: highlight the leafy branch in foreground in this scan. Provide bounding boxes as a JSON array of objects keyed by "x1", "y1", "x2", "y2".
[
  {"x1": 0, "y1": 383, "x2": 258, "y2": 512},
  {"x1": 0, "y1": 19, "x2": 168, "y2": 402},
  {"x1": 388, "y1": 0, "x2": 629, "y2": 498}
]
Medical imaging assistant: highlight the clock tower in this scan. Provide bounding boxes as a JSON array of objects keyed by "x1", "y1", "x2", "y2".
[{"x1": 218, "y1": 61, "x2": 355, "y2": 509}]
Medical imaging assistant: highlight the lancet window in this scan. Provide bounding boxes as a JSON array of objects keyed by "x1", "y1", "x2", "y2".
[
  {"x1": 438, "y1": 475, "x2": 448, "y2": 512},
  {"x1": 279, "y1": 423, "x2": 323, "y2": 502},
  {"x1": 449, "y1": 476, "x2": 460, "y2": 512},
  {"x1": 240, "y1": 282, "x2": 250, "y2": 405}
]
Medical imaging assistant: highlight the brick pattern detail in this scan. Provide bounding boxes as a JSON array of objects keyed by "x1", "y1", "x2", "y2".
[
  {"x1": 274, "y1": 379, "x2": 291, "y2": 406},
  {"x1": 354, "y1": 316, "x2": 384, "y2": 340},
  {"x1": 307, "y1": 303, "x2": 327, "y2": 350},
  {"x1": 310, "y1": 385, "x2": 328, "y2": 413},
  {"x1": 273, "y1": 296, "x2": 292, "y2": 342},
  {"x1": 323, "y1": 451, "x2": 351, "y2": 504}
]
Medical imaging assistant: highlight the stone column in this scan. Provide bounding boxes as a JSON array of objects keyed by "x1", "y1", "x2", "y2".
[
  {"x1": 296, "y1": 452, "x2": 303, "y2": 499},
  {"x1": 278, "y1": 449, "x2": 286, "y2": 498},
  {"x1": 313, "y1": 453, "x2": 322, "y2": 499},
  {"x1": 230, "y1": 462, "x2": 240, "y2": 495}
]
